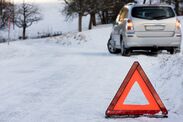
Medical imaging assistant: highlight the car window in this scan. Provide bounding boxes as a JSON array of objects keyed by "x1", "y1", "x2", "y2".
[
  {"x1": 132, "y1": 6, "x2": 175, "y2": 20},
  {"x1": 117, "y1": 8, "x2": 128, "y2": 23}
]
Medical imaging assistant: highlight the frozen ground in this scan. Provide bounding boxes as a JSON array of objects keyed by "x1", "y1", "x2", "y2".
[
  {"x1": 0, "y1": 24, "x2": 183, "y2": 122},
  {"x1": 0, "y1": 0, "x2": 183, "y2": 122}
]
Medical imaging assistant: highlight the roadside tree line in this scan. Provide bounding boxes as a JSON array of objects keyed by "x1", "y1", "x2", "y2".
[
  {"x1": 0, "y1": 0, "x2": 14, "y2": 29},
  {"x1": 63, "y1": 0, "x2": 134, "y2": 32},
  {"x1": 1, "y1": 0, "x2": 183, "y2": 39},
  {"x1": 0, "y1": 0, "x2": 42, "y2": 40},
  {"x1": 63, "y1": 0, "x2": 183, "y2": 32}
]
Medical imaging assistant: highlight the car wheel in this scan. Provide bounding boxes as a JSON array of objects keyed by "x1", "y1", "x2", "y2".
[
  {"x1": 168, "y1": 48, "x2": 175, "y2": 55},
  {"x1": 169, "y1": 48, "x2": 181, "y2": 54},
  {"x1": 151, "y1": 49, "x2": 158, "y2": 54},
  {"x1": 120, "y1": 35, "x2": 131, "y2": 56},
  {"x1": 107, "y1": 38, "x2": 120, "y2": 54},
  {"x1": 175, "y1": 47, "x2": 181, "y2": 53},
  {"x1": 169, "y1": 48, "x2": 176, "y2": 55}
]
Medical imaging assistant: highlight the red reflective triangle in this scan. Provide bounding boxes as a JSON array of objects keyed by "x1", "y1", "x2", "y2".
[{"x1": 105, "y1": 61, "x2": 168, "y2": 117}]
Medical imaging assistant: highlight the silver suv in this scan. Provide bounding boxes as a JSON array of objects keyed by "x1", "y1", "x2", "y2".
[{"x1": 107, "y1": 3, "x2": 182, "y2": 56}]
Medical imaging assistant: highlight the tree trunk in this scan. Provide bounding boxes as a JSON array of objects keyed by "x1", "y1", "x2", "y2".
[
  {"x1": 78, "y1": 13, "x2": 82, "y2": 32},
  {"x1": 88, "y1": 14, "x2": 92, "y2": 30},
  {"x1": 92, "y1": 13, "x2": 96, "y2": 26},
  {"x1": 89, "y1": 13, "x2": 96, "y2": 30},
  {"x1": 98, "y1": 12, "x2": 103, "y2": 24},
  {"x1": 175, "y1": 0, "x2": 179, "y2": 15},
  {"x1": 0, "y1": 0, "x2": 2, "y2": 15},
  {"x1": 106, "y1": 11, "x2": 108, "y2": 24},
  {"x1": 143, "y1": 0, "x2": 146, "y2": 4},
  {"x1": 22, "y1": 26, "x2": 26, "y2": 40},
  {"x1": 149, "y1": 0, "x2": 151, "y2": 4},
  {"x1": 101, "y1": 11, "x2": 106, "y2": 24}
]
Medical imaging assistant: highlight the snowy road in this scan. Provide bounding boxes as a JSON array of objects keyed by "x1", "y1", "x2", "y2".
[{"x1": 0, "y1": 25, "x2": 183, "y2": 122}]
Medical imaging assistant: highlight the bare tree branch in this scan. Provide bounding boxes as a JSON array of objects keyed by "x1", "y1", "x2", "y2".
[{"x1": 15, "y1": 2, "x2": 42, "y2": 39}]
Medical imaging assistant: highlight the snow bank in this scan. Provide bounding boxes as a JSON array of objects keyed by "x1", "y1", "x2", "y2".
[
  {"x1": 46, "y1": 33, "x2": 87, "y2": 46},
  {"x1": 0, "y1": 23, "x2": 183, "y2": 122},
  {"x1": 0, "y1": 0, "x2": 183, "y2": 121}
]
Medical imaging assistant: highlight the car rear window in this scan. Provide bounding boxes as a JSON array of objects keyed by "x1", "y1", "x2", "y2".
[{"x1": 132, "y1": 6, "x2": 175, "y2": 20}]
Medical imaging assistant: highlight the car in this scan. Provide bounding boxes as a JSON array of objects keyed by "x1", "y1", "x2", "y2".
[{"x1": 107, "y1": 3, "x2": 182, "y2": 56}]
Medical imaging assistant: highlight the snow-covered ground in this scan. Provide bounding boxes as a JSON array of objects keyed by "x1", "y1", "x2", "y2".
[
  {"x1": 0, "y1": 0, "x2": 183, "y2": 122},
  {"x1": 0, "y1": 24, "x2": 183, "y2": 122}
]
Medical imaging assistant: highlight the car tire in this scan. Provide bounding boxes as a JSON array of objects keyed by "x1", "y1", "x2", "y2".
[
  {"x1": 169, "y1": 48, "x2": 176, "y2": 54},
  {"x1": 151, "y1": 48, "x2": 158, "y2": 54},
  {"x1": 107, "y1": 38, "x2": 120, "y2": 54},
  {"x1": 175, "y1": 47, "x2": 181, "y2": 53},
  {"x1": 120, "y1": 35, "x2": 131, "y2": 56}
]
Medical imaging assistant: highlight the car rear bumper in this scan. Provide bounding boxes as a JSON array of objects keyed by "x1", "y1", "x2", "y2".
[{"x1": 124, "y1": 34, "x2": 181, "y2": 48}]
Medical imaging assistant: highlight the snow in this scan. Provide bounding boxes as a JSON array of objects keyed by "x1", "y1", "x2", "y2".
[
  {"x1": 124, "y1": 82, "x2": 149, "y2": 105},
  {"x1": 0, "y1": 24, "x2": 183, "y2": 122},
  {"x1": 0, "y1": 0, "x2": 183, "y2": 122}
]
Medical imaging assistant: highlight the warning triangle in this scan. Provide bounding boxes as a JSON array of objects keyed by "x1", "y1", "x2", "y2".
[{"x1": 105, "y1": 61, "x2": 168, "y2": 117}]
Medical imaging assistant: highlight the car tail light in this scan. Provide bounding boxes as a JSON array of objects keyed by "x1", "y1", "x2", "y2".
[
  {"x1": 127, "y1": 19, "x2": 134, "y2": 31},
  {"x1": 176, "y1": 19, "x2": 181, "y2": 30}
]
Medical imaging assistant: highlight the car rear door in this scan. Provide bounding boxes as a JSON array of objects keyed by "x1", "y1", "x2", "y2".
[{"x1": 131, "y1": 6, "x2": 176, "y2": 37}]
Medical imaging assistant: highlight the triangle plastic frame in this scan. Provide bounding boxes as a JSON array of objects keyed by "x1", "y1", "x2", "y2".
[{"x1": 105, "y1": 61, "x2": 168, "y2": 118}]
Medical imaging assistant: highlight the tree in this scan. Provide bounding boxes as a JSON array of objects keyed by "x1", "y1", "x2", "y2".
[
  {"x1": 160, "y1": 0, "x2": 181, "y2": 15},
  {"x1": 63, "y1": 0, "x2": 88, "y2": 32},
  {"x1": 86, "y1": 0, "x2": 97, "y2": 30},
  {"x1": 97, "y1": 0, "x2": 132, "y2": 24},
  {"x1": 174, "y1": 0, "x2": 179, "y2": 15},
  {"x1": 0, "y1": 0, "x2": 6, "y2": 15},
  {"x1": 0, "y1": 0, "x2": 14, "y2": 29},
  {"x1": 63, "y1": 0, "x2": 133, "y2": 31},
  {"x1": 143, "y1": 0, "x2": 147, "y2": 4},
  {"x1": 15, "y1": 1, "x2": 42, "y2": 39}
]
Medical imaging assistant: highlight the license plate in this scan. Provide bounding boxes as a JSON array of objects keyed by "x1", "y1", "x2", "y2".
[{"x1": 145, "y1": 25, "x2": 164, "y2": 31}]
